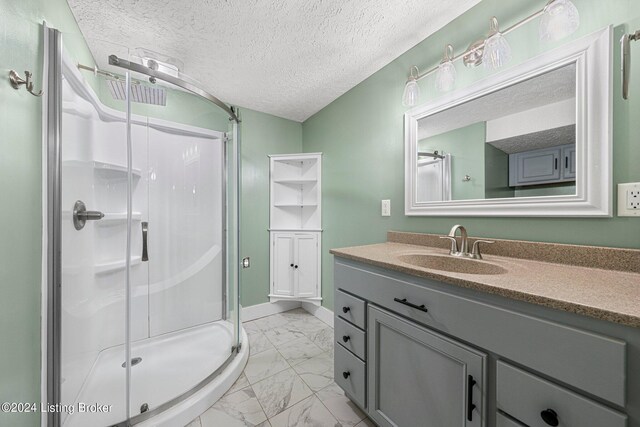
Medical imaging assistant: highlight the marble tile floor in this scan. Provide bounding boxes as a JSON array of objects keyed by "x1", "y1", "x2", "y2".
[{"x1": 185, "y1": 308, "x2": 374, "y2": 427}]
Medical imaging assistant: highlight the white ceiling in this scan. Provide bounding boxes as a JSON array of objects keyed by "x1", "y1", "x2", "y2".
[{"x1": 66, "y1": 0, "x2": 480, "y2": 122}]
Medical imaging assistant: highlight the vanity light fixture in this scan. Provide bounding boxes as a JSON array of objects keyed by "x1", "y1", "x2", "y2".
[
  {"x1": 482, "y1": 17, "x2": 512, "y2": 70},
  {"x1": 402, "y1": 0, "x2": 580, "y2": 105},
  {"x1": 435, "y1": 45, "x2": 457, "y2": 92},
  {"x1": 539, "y1": 0, "x2": 580, "y2": 42},
  {"x1": 402, "y1": 66, "x2": 421, "y2": 107}
]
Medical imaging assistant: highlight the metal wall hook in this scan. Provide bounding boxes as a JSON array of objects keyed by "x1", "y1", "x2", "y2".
[{"x1": 9, "y1": 70, "x2": 44, "y2": 97}]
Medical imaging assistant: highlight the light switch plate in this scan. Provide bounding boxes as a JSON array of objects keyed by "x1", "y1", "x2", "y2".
[
  {"x1": 381, "y1": 199, "x2": 391, "y2": 217},
  {"x1": 617, "y1": 182, "x2": 640, "y2": 216}
]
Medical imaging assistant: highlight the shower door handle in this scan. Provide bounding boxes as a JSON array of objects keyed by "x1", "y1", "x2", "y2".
[{"x1": 142, "y1": 222, "x2": 149, "y2": 262}]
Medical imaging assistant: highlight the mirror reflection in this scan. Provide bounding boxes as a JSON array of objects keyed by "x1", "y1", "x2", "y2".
[{"x1": 416, "y1": 63, "x2": 576, "y2": 203}]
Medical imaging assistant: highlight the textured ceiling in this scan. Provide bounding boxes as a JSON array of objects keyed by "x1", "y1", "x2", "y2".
[
  {"x1": 66, "y1": 0, "x2": 480, "y2": 122},
  {"x1": 418, "y1": 63, "x2": 577, "y2": 140}
]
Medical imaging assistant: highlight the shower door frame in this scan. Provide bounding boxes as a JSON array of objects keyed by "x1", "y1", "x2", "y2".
[{"x1": 43, "y1": 26, "x2": 243, "y2": 427}]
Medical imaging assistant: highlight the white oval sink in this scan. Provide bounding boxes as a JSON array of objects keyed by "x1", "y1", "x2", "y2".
[{"x1": 397, "y1": 254, "x2": 508, "y2": 275}]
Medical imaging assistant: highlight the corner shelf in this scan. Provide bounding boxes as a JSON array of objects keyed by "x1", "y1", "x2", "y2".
[
  {"x1": 97, "y1": 212, "x2": 143, "y2": 225},
  {"x1": 63, "y1": 160, "x2": 142, "y2": 179},
  {"x1": 269, "y1": 153, "x2": 322, "y2": 305},
  {"x1": 273, "y1": 203, "x2": 318, "y2": 208},
  {"x1": 95, "y1": 256, "x2": 142, "y2": 275}
]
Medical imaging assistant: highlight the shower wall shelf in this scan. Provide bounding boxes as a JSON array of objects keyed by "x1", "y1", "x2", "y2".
[
  {"x1": 63, "y1": 160, "x2": 142, "y2": 178},
  {"x1": 95, "y1": 256, "x2": 142, "y2": 275},
  {"x1": 269, "y1": 153, "x2": 322, "y2": 306},
  {"x1": 97, "y1": 212, "x2": 143, "y2": 223}
]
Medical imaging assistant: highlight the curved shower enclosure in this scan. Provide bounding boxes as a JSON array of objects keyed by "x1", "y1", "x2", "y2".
[{"x1": 44, "y1": 27, "x2": 246, "y2": 427}]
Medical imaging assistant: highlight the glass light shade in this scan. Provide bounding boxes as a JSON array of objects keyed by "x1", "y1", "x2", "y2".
[
  {"x1": 482, "y1": 32, "x2": 512, "y2": 70},
  {"x1": 402, "y1": 79, "x2": 420, "y2": 107},
  {"x1": 435, "y1": 60, "x2": 456, "y2": 92},
  {"x1": 539, "y1": 0, "x2": 580, "y2": 42}
]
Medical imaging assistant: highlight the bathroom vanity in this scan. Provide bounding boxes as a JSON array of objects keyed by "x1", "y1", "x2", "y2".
[{"x1": 331, "y1": 232, "x2": 640, "y2": 427}]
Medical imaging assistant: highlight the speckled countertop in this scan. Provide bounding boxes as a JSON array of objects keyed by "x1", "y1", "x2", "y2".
[{"x1": 329, "y1": 232, "x2": 640, "y2": 328}]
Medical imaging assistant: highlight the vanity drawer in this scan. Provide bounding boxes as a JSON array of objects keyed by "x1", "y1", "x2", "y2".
[
  {"x1": 335, "y1": 260, "x2": 626, "y2": 406},
  {"x1": 336, "y1": 289, "x2": 366, "y2": 329},
  {"x1": 335, "y1": 316, "x2": 366, "y2": 360},
  {"x1": 496, "y1": 361, "x2": 627, "y2": 427},
  {"x1": 496, "y1": 413, "x2": 526, "y2": 427},
  {"x1": 335, "y1": 341, "x2": 366, "y2": 409}
]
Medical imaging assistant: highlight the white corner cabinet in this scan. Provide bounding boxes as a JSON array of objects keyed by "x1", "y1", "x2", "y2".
[{"x1": 269, "y1": 153, "x2": 322, "y2": 305}]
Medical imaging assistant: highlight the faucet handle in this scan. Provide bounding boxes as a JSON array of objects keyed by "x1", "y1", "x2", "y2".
[
  {"x1": 471, "y1": 240, "x2": 494, "y2": 259},
  {"x1": 440, "y1": 236, "x2": 458, "y2": 254}
]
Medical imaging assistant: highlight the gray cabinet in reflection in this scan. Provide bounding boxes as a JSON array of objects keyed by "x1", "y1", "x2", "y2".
[
  {"x1": 508, "y1": 143, "x2": 575, "y2": 187},
  {"x1": 367, "y1": 305, "x2": 487, "y2": 427}
]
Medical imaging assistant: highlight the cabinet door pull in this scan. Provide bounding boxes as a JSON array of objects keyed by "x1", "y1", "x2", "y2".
[
  {"x1": 540, "y1": 409, "x2": 559, "y2": 426},
  {"x1": 555, "y1": 158, "x2": 558, "y2": 170},
  {"x1": 342, "y1": 306, "x2": 350, "y2": 313},
  {"x1": 342, "y1": 371, "x2": 350, "y2": 379},
  {"x1": 342, "y1": 335, "x2": 350, "y2": 343},
  {"x1": 467, "y1": 375, "x2": 476, "y2": 421},
  {"x1": 393, "y1": 298, "x2": 428, "y2": 313},
  {"x1": 565, "y1": 156, "x2": 569, "y2": 169}
]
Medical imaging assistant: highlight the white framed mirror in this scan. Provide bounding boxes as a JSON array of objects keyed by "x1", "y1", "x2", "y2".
[{"x1": 405, "y1": 26, "x2": 612, "y2": 217}]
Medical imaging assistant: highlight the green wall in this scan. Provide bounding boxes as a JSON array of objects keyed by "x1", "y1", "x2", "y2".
[
  {"x1": 0, "y1": 1, "x2": 94, "y2": 425},
  {"x1": 240, "y1": 109, "x2": 303, "y2": 307},
  {"x1": 0, "y1": 1, "x2": 302, "y2": 424},
  {"x1": 302, "y1": 0, "x2": 640, "y2": 311}
]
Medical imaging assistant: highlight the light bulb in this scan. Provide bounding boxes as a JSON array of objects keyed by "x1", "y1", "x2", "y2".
[
  {"x1": 539, "y1": 0, "x2": 580, "y2": 42},
  {"x1": 482, "y1": 17, "x2": 512, "y2": 70},
  {"x1": 402, "y1": 66, "x2": 421, "y2": 107},
  {"x1": 435, "y1": 44, "x2": 456, "y2": 92}
]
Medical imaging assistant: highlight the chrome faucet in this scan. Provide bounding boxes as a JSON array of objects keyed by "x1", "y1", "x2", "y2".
[{"x1": 440, "y1": 225, "x2": 494, "y2": 260}]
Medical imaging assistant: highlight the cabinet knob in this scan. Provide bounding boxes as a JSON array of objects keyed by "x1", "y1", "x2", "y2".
[
  {"x1": 342, "y1": 335, "x2": 350, "y2": 343},
  {"x1": 342, "y1": 371, "x2": 350, "y2": 379},
  {"x1": 290, "y1": 263, "x2": 294, "y2": 267},
  {"x1": 294, "y1": 265, "x2": 298, "y2": 269},
  {"x1": 540, "y1": 409, "x2": 559, "y2": 426},
  {"x1": 342, "y1": 306, "x2": 350, "y2": 313}
]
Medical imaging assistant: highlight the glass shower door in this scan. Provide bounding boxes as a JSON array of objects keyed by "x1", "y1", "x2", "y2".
[
  {"x1": 123, "y1": 65, "x2": 240, "y2": 421},
  {"x1": 59, "y1": 38, "x2": 130, "y2": 427}
]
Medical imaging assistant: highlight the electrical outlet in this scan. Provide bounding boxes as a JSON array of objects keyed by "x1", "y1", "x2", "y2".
[
  {"x1": 618, "y1": 183, "x2": 640, "y2": 216},
  {"x1": 381, "y1": 199, "x2": 391, "y2": 217}
]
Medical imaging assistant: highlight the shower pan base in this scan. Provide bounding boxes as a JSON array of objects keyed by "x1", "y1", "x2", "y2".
[{"x1": 63, "y1": 322, "x2": 248, "y2": 427}]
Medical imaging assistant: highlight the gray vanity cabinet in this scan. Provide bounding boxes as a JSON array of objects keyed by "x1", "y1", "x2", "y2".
[
  {"x1": 508, "y1": 143, "x2": 575, "y2": 187},
  {"x1": 367, "y1": 306, "x2": 486, "y2": 427},
  {"x1": 333, "y1": 256, "x2": 637, "y2": 427}
]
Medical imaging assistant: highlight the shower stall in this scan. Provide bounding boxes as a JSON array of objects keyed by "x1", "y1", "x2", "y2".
[{"x1": 44, "y1": 27, "x2": 246, "y2": 427}]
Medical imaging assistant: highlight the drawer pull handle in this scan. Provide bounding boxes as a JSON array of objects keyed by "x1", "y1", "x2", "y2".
[
  {"x1": 342, "y1": 335, "x2": 350, "y2": 343},
  {"x1": 541, "y1": 409, "x2": 559, "y2": 426},
  {"x1": 394, "y1": 298, "x2": 428, "y2": 313},
  {"x1": 342, "y1": 306, "x2": 350, "y2": 313},
  {"x1": 467, "y1": 375, "x2": 476, "y2": 422},
  {"x1": 342, "y1": 371, "x2": 350, "y2": 379}
]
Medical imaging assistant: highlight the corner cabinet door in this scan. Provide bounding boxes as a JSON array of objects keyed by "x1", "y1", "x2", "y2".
[
  {"x1": 272, "y1": 233, "x2": 295, "y2": 296},
  {"x1": 294, "y1": 233, "x2": 319, "y2": 297},
  {"x1": 368, "y1": 306, "x2": 487, "y2": 427}
]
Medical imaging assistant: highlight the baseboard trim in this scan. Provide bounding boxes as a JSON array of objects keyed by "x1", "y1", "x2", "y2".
[
  {"x1": 301, "y1": 302, "x2": 334, "y2": 327},
  {"x1": 241, "y1": 301, "x2": 301, "y2": 322}
]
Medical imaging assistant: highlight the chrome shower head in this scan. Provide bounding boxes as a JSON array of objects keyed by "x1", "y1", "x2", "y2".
[{"x1": 106, "y1": 79, "x2": 166, "y2": 106}]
